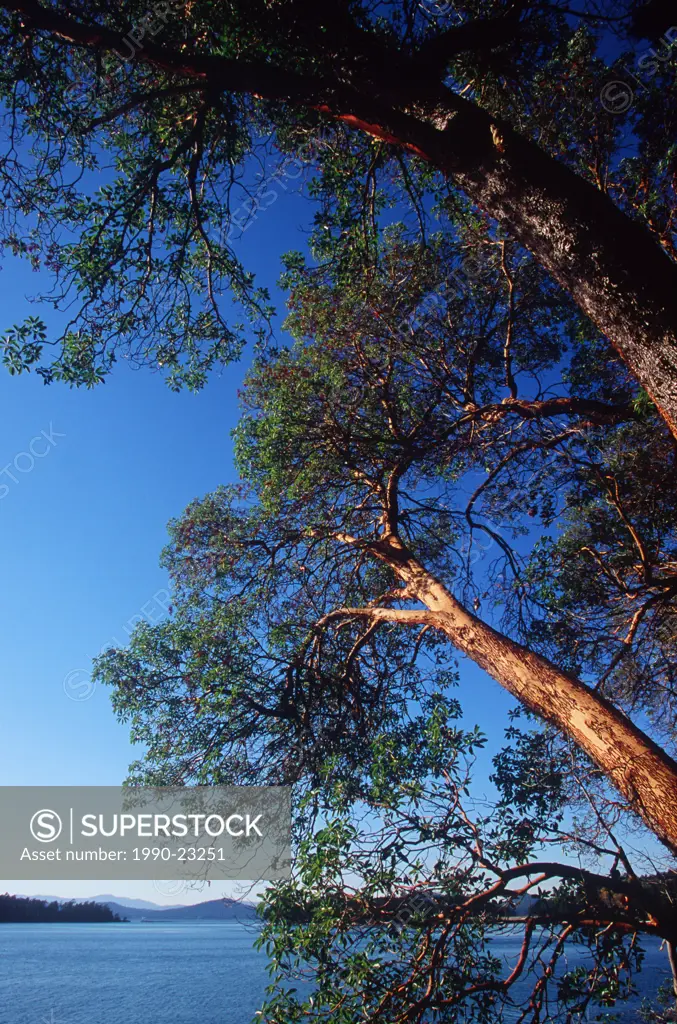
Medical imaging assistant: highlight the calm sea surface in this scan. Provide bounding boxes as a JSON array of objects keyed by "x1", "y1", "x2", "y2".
[{"x1": 0, "y1": 922, "x2": 671, "y2": 1024}]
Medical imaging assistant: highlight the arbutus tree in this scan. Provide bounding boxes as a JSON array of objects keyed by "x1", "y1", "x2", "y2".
[
  {"x1": 94, "y1": 234, "x2": 677, "y2": 1019},
  {"x1": 0, "y1": 1, "x2": 676, "y2": 428},
  {"x1": 3, "y1": 4, "x2": 677, "y2": 1014}
]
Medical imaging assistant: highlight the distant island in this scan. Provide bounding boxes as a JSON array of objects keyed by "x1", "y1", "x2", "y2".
[
  {"x1": 8, "y1": 893, "x2": 258, "y2": 922},
  {"x1": 111, "y1": 897, "x2": 257, "y2": 922},
  {"x1": 0, "y1": 894, "x2": 126, "y2": 923}
]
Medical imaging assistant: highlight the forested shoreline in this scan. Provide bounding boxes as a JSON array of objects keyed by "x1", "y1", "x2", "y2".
[{"x1": 0, "y1": 894, "x2": 126, "y2": 923}]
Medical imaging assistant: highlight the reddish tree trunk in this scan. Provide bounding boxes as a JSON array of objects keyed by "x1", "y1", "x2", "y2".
[
  {"x1": 334, "y1": 90, "x2": 677, "y2": 439},
  {"x1": 6, "y1": 2, "x2": 677, "y2": 433},
  {"x1": 373, "y1": 536, "x2": 677, "y2": 855}
]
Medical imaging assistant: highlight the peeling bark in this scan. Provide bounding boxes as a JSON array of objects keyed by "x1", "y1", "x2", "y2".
[{"x1": 370, "y1": 535, "x2": 677, "y2": 855}]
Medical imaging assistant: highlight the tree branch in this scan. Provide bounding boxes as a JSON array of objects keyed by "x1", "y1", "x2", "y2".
[
  {"x1": 314, "y1": 606, "x2": 439, "y2": 630},
  {"x1": 413, "y1": 2, "x2": 528, "y2": 76}
]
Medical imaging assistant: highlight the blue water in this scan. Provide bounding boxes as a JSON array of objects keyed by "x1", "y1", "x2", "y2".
[
  {"x1": 0, "y1": 922, "x2": 672, "y2": 1023},
  {"x1": 0, "y1": 922, "x2": 270, "y2": 1024}
]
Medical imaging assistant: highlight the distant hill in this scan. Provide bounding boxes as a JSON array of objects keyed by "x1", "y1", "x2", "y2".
[
  {"x1": 24, "y1": 894, "x2": 187, "y2": 911},
  {"x1": 89, "y1": 895, "x2": 188, "y2": 911},
  {"x1": 15, "y1": 894, "x2": 257, "y2": 921},
  {"x1": 103, "y1": 898, "x2": 257, "y2": 921}
]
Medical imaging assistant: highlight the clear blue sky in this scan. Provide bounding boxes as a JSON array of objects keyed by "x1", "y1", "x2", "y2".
[{"x1": 0, "y1": 167, "x2": 518, "y2": 904}]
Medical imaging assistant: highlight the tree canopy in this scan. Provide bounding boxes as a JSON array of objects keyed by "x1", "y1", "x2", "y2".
[
  {"x1": 0, "y1": 0, "x2": 676, "y2": 424},
  {"x1": 95, "y1": 231, "x2": 677, "y2": 1020},
  {"x1": 2, "y1": 2, "x2": 677, "y2": 1019}
]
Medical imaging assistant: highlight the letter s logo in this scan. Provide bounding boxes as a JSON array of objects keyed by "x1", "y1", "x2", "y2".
[{"x1": 30, "y1": 809, "x2": 63, "y2": 842}]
